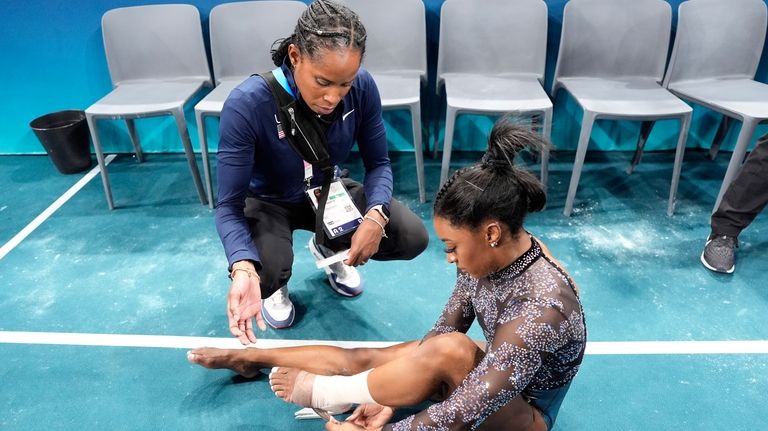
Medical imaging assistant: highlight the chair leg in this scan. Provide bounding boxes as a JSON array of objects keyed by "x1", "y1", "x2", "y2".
[
  {"x1": 627, "y1": 121, "x2": 655, "y2": 174},
  {"x1": 667, "y1": 113, "x2": 691, "y2": 216},
  {"x1": 564, "y1": 112, "x2": 596, "y2": 216},
  {"x1": 86, "y1": 114, "x2": 115, "y2": 210},
  {"x1": 713, "y1": 118, "x2": 757, "y2": 213},
  {"x1": 540, "y1": 108, "x2": 553, "y2": 190},
  {"x1": 410, "y1": 103, "x2": 426, "y2": 204},
  {"x1": 173, "y1": 109, "x2": 208, "y2": 206},
  {"x1": 708, "y1": 116, "x2": 732, "y2": 160},
  {"x1": 432, "y1": 101, "x2": 442, "y2": 160},
  {"x1": 439, "y1": 106, "x2": 458, "y2": 187},
  {"x1": 529, "y1": 115, "x2": 542, "y2": 164},
  {"x1": 196, "y1": 110, "x2": 215, "y2": 209},
  {"x1": 125, "y1": 118, "x2": 143, "y2": 163}
]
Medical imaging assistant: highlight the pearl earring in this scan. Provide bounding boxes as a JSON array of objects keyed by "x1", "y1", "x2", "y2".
[{"x1": 490, "y1": 241, "x2": 498, "y2": 248}]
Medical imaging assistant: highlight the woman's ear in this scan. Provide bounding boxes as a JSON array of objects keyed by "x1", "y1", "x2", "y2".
[
  {"x1": 485, "y1": 222, "x2": 502, "y2": 247},
  {"x1": 287, "y1": 44, "x2": 300, "y2": 68}
]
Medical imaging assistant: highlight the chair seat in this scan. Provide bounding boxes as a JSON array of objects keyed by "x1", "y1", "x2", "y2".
[
  {"x1": 559, "y1": 77, "x2": 692, "y2": 118},
  {"x1": 86, "y1": 78, "x2": 207, "y2": 117},
  {"x1": 370, "y1": 71, "x2": 422, "y2": 107},
  {"x1": 668, "y1": 79, "x2": 768, "y2": 120},
  {"x1": 195, "y1": 78, "x2": 247, "y2": 114},
  {"x1": 444, "y1": 74, "x2": 552, "y2": 112}
]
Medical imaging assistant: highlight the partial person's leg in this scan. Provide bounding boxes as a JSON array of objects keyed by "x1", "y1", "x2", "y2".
[
  {"x1": 711, "y1": 134, "x2": 768, "y2": 237},
  {"x1": 270, "y1": 333, "x2": 482, "y2": 409},
  {"x1": 476, "y1": 395, "x2": 547, "y2": 431},
  {"x1": 244, "y1": 198, "x2": 313, "y2": 327},
  {"x1": 328, "y1": 179, "x2": 428, "y2": 260},
  {"x1": 243, "y1": 197, "x2": 297, "y2": 297},
  {"x1": 365, "y1": 333, "x2": 482, "y2": 405},
  {"x1": 188, "y1": 341, "x2": 419, "y2": 377},
  {"x1": 703, "y1": 135, "x2": 768, "y2": 273}
]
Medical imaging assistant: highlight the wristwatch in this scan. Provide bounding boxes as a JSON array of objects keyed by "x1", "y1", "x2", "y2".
[{"x1": 370, "y1": 204, "x2": 390, "y2": 224}]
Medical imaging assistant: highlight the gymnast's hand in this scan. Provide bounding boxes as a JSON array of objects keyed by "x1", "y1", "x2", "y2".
[
  {"x1": 345, "y1": 210, "x2": 386, "y2": 267},
  {"x1": 227, "y1": 261, "x2": 266, "y2": 344},
  {"x1": 325, "y1": 421, "x2": 369, "y2": 431},
  {"x1": 325, "y1": 403, "x2": 393, "y2": 431}
]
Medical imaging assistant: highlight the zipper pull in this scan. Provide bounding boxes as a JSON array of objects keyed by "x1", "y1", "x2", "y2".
[{"x1": 288, "y1": 107, "x2": 297, "y2": 136}]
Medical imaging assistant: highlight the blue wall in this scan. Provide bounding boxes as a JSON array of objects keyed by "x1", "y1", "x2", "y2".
[{"x1": 2, "y1": 0, "x2": 767, "y2": 155}]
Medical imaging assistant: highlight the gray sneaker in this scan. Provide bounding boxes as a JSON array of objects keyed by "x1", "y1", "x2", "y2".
[{"x1": 700, "y1": 235, "x2": 737, "y2": 274}]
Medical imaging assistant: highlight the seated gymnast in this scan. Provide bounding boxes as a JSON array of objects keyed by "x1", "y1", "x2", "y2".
[{"x1": 188, "y1": 120, "x2": 587, "y2": 431}]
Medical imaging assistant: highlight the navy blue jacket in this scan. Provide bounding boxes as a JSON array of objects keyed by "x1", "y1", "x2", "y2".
[{"x1": 215, "y1": 64, "x2": 392, "y2": 268}]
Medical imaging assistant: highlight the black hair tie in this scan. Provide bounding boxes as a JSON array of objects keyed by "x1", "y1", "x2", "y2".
[{"x1": 480, "y1": 154, "x2": 511, "y2": 171}]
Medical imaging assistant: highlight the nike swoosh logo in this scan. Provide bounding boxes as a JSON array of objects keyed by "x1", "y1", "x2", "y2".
[{"x1": 342, "y1": 109, "x2": 355, "y2": 121}]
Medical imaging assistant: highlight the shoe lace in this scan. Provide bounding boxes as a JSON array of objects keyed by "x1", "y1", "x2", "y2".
[
  {"x1": 268, "y1": 287, "x2": 287, "y2": 305},
  {"x1": 712, "y1": 235, "x2": 737, "y2": 249}
]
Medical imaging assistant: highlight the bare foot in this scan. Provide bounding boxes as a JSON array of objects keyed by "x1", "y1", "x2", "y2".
[
  {"x1": 187, "y1": 347, "x2": 261, "y2": 378},
  {"x1": 269, "y1": 367, "x2": 315, "y2": 407}
]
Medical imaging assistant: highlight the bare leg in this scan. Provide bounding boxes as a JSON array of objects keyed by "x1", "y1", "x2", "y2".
[
  {"x1": 187, "y1": 341, "x2": 419, "y2": 377},
  {"x1": 367, "y1": 332, "x2": 483, "y2": 406},
  {"x1": 371, "y1": 334, "x2": 546, "y2": 431},
  {"x1": 262, "y1": 334, "x2": 546, "y2": 430},
  {"x1": 265, "y1": 333, "x2": 483, "y2": 408},
  {"x1": 478, "y1": 396, "x2": 547, "y2": 431}
]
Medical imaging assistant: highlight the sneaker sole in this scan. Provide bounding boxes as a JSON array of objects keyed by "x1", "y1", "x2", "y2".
[
  {"x1": 700, "y1": 248, "x2": 734, "y2": 274},
  {"x1": 309, "y1": 239, "x2": 364, "y2": 297},
  {"x1": 261, "y1": 304, "x2": 295, "y2": 329}
]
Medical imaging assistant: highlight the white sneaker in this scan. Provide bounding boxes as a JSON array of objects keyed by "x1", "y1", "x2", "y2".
[
  {"x1": 261, "y1": 285, "x2": 295, "y2": 329},
  {"x1": 308, "y1": 236, "x2": 364, "y2": 297}
]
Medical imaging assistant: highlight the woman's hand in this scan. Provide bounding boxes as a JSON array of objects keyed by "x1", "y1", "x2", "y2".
[
  {"x1": 227, "y1": 261, "x2": 266, "y2": 344},
  {"x1": 345, "y1": 210, "x2": 386, "y2": 266},
  {"x1": 345, "y1": 403, "x2": 394, "y2": 429},
  {"x1": 325, "y1": 421, "x2": 367, "y2": 431}
]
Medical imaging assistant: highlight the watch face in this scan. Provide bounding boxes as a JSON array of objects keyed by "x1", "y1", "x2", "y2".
[{"x1": 381, "y1": 205, "x2": 390, "y2": 218}]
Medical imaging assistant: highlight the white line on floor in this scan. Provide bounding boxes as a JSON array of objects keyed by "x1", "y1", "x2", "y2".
[
  {"x1": 0, "y1": 155, "x2": 116, "y2": 261},
  {"x1": 1, "y1": 331, "x2": 767, "y2": 355}
]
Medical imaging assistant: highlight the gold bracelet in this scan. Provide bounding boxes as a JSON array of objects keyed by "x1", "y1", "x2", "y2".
[
  {"x1": 363, "y1": 215, "x2": 388, "y2": 238},
  {"x1": 229, "y1": 267, "x2": 260, "y2": 281}
]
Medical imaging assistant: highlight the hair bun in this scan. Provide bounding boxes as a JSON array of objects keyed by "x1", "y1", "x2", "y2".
[{"x1": 483, "y1": 116, "x2": 549, "y2": 174}]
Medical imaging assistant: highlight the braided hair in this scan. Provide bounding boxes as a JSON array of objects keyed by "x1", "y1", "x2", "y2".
[
  {"x1": 271, "y1": 0, "x2": 367, "y2": 66},
  {"x1": 434, "y1": 118, "x2": 548, "y2": 235}
]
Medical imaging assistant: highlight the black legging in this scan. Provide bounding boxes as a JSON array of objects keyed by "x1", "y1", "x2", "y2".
[{"x1": 243, "y1": 179, "x2": 429, "y2": 297}]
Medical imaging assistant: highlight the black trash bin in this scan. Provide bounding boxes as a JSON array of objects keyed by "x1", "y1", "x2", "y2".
[{"x1": 29, "y1": 110, "x2": 93, "y2": 174}]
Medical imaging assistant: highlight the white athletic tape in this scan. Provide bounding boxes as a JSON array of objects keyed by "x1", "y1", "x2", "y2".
[{"x1": 314, "y1": 250, "x2": 349, "y2": 268}]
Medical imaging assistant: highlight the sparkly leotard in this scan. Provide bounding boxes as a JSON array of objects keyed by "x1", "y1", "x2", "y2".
[{"x1": 388, "y1": 237, "x2": 586, "y2": 431}]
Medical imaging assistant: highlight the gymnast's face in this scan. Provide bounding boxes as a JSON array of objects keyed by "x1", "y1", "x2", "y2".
[
  {"x1": 434, "y1": 216, "x2": 498, "y2": 278},
  {"x1": 288, "y1": 45, "x2": 361, "y2": 116}
]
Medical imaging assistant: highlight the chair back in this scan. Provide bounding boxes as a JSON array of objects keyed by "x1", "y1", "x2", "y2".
[
  {"x1": 663, "y1": 0, "x2": 767, "y2": 86},
  {"x1": 340, "y1": 0, "x2": 427, "y2": 77},
  {"x1": 210, "y1": 1, "x2": 307, "y2": 83},
  {"x1": 553, "y1": 0, "x2": 671, "y2": 88},
  {"x1": 101, "y1": 4, "x2": 211, "y2": 86},
  {"x1": 437, "y1": 0, "x2": 548, "y2": 89}
]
